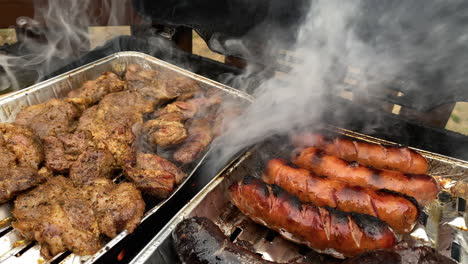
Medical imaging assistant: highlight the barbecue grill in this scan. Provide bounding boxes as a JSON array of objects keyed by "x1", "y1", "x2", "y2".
[{"x1": 0, "y1": 0, "x2": 468, "y2": 263}]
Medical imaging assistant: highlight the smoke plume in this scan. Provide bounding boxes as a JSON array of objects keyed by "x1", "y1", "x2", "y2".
[{"x1": 209, "y1": 0, "x2": 468, "y2": 171}]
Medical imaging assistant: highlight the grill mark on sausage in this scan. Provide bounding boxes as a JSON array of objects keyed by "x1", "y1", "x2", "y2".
[
  {"x1": 311, "y1": 149, "x2": 325, "y2": 165},
  {"x1": 376, "y1": 189, "x2": 421, "y2": 214}
]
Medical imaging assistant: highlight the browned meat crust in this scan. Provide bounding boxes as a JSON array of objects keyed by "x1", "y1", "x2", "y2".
[
  {"x1": 77, "y1": 91, "x2": 154, "y2": 165},
  {"x1": 43, "y1": 131, "x2": 94, "y2": 173},
  {"x1": 125, "y1": 64, "x2": 201, "y2": 102},
  {"x1": 124, "y1": 153, "x2": 184, "y2": 198},
  {"x1": 173, "y1": 118, "x2": 213, "y2": 164},
  {"x1": 14, "y1": 99, "x2": 83, "y2": 139},
  {"x1": 0, "y1": 123, "x2": 46, "y2": 203},
  {"x1": 67, "y1": 72, "x2": 127, "y2": 105},
  {"x1": 0, "y1": 123, "x2": 43, "y2": 169},
  {"x1": 69, "y1": 147, "x2": 116, "y2": 185},
  {"x1": 12, "y1": 176, "x2": 145, "y2": 259}
]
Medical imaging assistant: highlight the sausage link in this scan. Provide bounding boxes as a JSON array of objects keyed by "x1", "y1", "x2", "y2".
[
  {"x1": 291, "y1": 147, "x2": 438, "y2": 206},
  {"x1": 229, "y1": 177, "x2": 396, "y2": 258},
  {"x1": 262, "y1": 159, "x2": 419, "y2": 234},
  {"x1": 291, "y1": 133, "x2": 428, "y2": 174},
  {"x1": 173, "y1": 217, "x2": 277, "y2": 264}
]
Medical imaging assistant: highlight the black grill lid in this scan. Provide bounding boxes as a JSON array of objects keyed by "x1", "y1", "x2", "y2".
[{"x1": 132, "y1": 0, "x2": 468, "y2": 111}]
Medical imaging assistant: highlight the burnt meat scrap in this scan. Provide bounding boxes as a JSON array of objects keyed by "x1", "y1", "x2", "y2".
[
  {"x1": 0, "y1": 124, "x2": 47, "y2": 203},
  {"x1": 12, "y1": 176, "x2": 145, "y2": 259}
]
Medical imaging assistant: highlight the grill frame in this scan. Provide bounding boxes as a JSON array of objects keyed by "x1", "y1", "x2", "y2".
[{"x1": 0, "y1": 51, "x2": 253, "y2": 264}]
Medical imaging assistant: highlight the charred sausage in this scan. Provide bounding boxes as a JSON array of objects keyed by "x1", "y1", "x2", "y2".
[
  {"x1": 229, "y1": 177, "x2": 397, "y2": 258},
  {"x1": 291, "y1": 147, "x2": 439, "y2": 206},
  {"x1": 173, "y1": 217, "x2": 277, "y2": 264},
  {"x1": 262, "y1": 159, "x2": 419, "y2": 234},
  {"x1": 291, "y1": 133, "x2": 428, "y2": 174}
]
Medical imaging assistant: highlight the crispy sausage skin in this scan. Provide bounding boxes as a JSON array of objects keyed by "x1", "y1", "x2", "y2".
[
  {"x1": 291, "y1": 147, "x2": 438, "y2": 206},
  {"x1": 173, "y1": 217, "x2": 277, "y2": 264},
  {"x1": 229, "y1": 177, "x2": 396, "y2": 258},
  {"x1": 263, "y1": 159, "x2": 419, "y2": 234},
  {"x1": 291, "y1": 133, "x2": 428, "y2": 174}
]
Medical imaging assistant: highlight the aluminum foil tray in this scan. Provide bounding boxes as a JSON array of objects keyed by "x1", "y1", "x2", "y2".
[
  {"x1": 129, "y1": 126, "x2": 468, "y2": 264},
  {"x1": 0, "y1": 51, "x2": 253, "y2": 264}
]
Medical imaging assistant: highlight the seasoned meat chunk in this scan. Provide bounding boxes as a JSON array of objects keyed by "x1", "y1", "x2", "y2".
[
  {"x1": 82, "y1": 178, "x2": 145, "y2": 237},
  {"x1": 43, "y1": 131, "x2": 94, "y2": 173},
  {"x1": 77, "y1": 91, "x2": 154, "y2": 165},
  {"x1": 69, "y1": 147, "x2": 116, "y2": 185},
  {"x1": 142, "y1": 113, "x2": 188, "y2": 148},
  {"x1": 0, "y1": 167, "x2": 46, "y2": 203},
  {"x1": 0, "y1": 123, "x2": 46, "y2": 203},
  {"x1": 124, "y1": 153, "x2": 184, "y2": 198},
  {"x1": 0, "y1": 123, "x2": 43, "y2": 168},
  {"x1": 173, "y1": 118, "x2": 213, "y2": 164},
  {"x1": 125, "y1": 64, "x2": 201, "y2": 102},
  {"x1": 132, "y1": 153, "x2": 186, "y2": 184},
  {"x1": 143, "y1": 94, "x2": 222, "y2": 148},
  {"x1": 12, "y1": 176, "x2": 100, "y2": 258},
  {"x1": 12, "y1": 176, "x2": 145, "y2": 259},
  {"x1": 154, "y1": 95, "x2": 222, "y2": 120},
  {"x1": 14, "y1": 99, "x2": 82, "y2": 138},
  {"x1": 67, "y1": 72, "x2": 127, "y2": 105}
]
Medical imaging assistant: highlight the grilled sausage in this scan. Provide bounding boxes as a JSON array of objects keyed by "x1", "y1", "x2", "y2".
[
  {"x1": 262, "y1": 159, "x2": 419, "y2": 234},
  {"x1": 291, "y1": 133, "x2": 428, "y2": 174},
  {"x1": 173, "y1": 217, "x2": 277, "y2": 264},
  {"x1": 229, "y1": 177, "x2": 397, "y2": 258},
  {"x1": 291, "y1": 147, "x2": 438, "y2": 206}
]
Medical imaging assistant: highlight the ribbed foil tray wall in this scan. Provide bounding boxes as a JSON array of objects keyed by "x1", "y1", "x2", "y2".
[
  {"x1": 0, "y1": 51, "x2": 253, "y2": 264},
  {"x1": 129, "y1": 127, "x2": 468, "y2": 264}
]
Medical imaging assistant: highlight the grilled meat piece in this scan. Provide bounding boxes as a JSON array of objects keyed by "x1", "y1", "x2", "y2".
[
  {"x1": 154, "y1": 95, "x2": 222, "y2": 119},
  {"x1": 12, "y1": 176, "x2": 145, "y2": 259},
  {"x1": 43, "y1": 130, "x2": 94, "y2": 173},
  {"x1": 173, "y1": 118, "x2": 213, "y2": 164},
  {"x1": 67, "y1": 72, "x2": 127, "y2": 105},
  {"x1": 124, "y1": 153, "x2": 182, "y2": 198},
  {"x1": 14, "y1": 99, "x2": 82, "y2": 138},
  {"x1": 77, "y1": 91, "x2": 154, "y2": 165},
  {"x1": 69, "y1": 147, "x2": 116, "y2": 185},
  {"x1": 143, "y1": 112, "x2": 188, "y2": 148},
  {"x1": 0, "y1": 123, "x2": 43, "y2": 169},
  {"x1": 82, "y1": 178, "x2": 145, "y2": 238},
  {"x1": 143, "y1": 94, "x2": 221, "y2": 148},
  {"x1": 343, "y1": 245, "x2": 458, "y2": 264},
  {"x1": 0, "y1": 123, "x2": 46, "y2": 203},
  {"x1": 0, "y1": 167, "x2": 48, "y2": 203},
  {"x1": 125, "y1": 64, "x2": 201, "y2": 102},
  {"x1": 174, "y1": 217, "x2": 278, "y2": 264},
  {"x1": 12, "y1": 176, "x2": 101, "y2": 258}
]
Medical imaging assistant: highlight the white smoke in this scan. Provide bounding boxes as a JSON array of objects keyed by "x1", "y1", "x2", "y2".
[
  {"x1": 0, "y1": 0, "x2": 135, "y2": 90},
  {"x1": 209, "y1": 0, "x2": 468, "y2": 171}
]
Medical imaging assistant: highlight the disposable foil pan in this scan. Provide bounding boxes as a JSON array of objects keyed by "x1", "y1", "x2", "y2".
[
  {"x1": 129, "y1": 126, "x2": 468, "y2": 264},
  {"x1": 0, "y1": 51, "x2": 253, "y2": 264}
]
